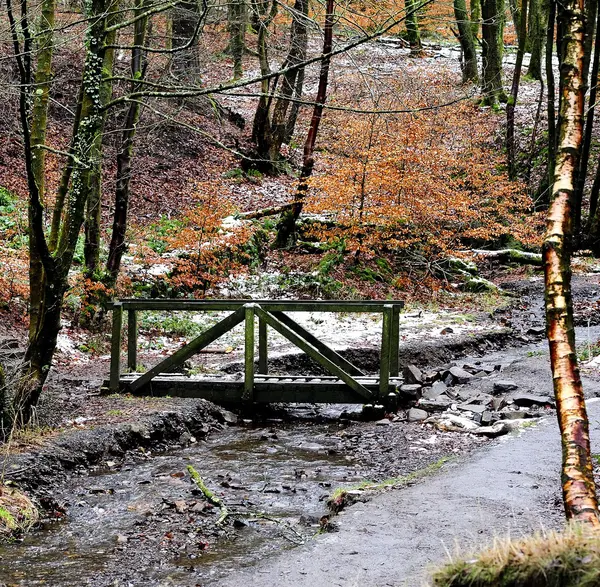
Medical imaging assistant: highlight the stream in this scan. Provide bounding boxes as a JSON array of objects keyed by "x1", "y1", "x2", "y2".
[{"x1": 0, "y1": 423, "x2": 369, "y2": 586}]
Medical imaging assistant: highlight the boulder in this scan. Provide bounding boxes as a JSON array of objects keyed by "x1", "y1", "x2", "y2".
[
  {"x1": 511, "y1": 392, "x2": 555, "y2": 408},
  {"x1": 408, "y1": 408, "x2": 428, "y2": 422},
  {"x1": 422, "y1": 381, "x2": 447, "y2": 400},
  {"x1": 444, "y1": 366, "x2": 473, "y2": 385},
  {"x1": 493, "y1": 380, "x2": 518, "y2": 394},
  {"x1": 403, "y1": 364, "x2": 423, "y2": 384},
  {"x1": 418, "y1": 397, "x2": 453, "y2": 412}
]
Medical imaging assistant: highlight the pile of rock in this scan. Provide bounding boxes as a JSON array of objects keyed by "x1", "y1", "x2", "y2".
[{"x1": 398, "y1": 362, "x2": 554, "y2": 437}]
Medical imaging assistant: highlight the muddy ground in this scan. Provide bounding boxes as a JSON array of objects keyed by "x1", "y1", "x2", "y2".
[{"x1": 1, "y1": 273, "x2": 600, "y2": 586}]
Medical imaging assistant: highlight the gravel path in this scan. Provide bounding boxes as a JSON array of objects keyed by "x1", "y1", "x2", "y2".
[{"x1": 215, "y1": 332, "x2": 600, "y2": 587}]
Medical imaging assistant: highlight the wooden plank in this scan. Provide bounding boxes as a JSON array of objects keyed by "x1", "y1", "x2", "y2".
[
  {"x1": 114, "y1": 299, "x2": 404, "y2": 313},
  {"x1": 380, "y1": 305, "x2": 392, "y2": 399},
  {"x1": 254, "y1": 306, "x2": 373, "y2": 400},
  {"x1": 271, "y1": 311, "x2": 364, "y2": 376},
  {"x1": 109, "y1": 302, "x2": 123, "y2": 392},
  {"x1": 129, "y1": 307, "x2": 245, "y2": 393},
  {"x1": 258, "y1": 318, "x2": 268, "y2": 374},
  {"x1": 127, "y1": 309, "x2": 138, "y2": 373},
  {"x1": 244, "y1": 304, "x2": 255, "y2": 401}
]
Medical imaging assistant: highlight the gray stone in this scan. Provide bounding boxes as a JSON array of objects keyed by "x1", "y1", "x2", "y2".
[
  {"x1": 471, "y1": 421, "x2": 513, "y2": 437},
  {"x1": 400, "y1": 383, "x2": 422, "y2": 396},
  {"x1": 220, "y1": 410, "x2": 238, "y2": 425},
  {"x1": 492, "y1": 396, "x2": 507, "y2": 411},
  {"x1": 458, "y1": 404, "x2": 488, "y2": 414},
  {"x1": 422, "y1": 381, "x2": 447, "y2": 400},
  {"x1": 493, "y1": 380, "x2": 518, "y2": 394},
  {"x1": 408, "y1": 408, "x2": 428, "y2": 422},
  {"x1": 418, "y1": 397, "x2": 453, "y2": 412},
  {"x1": 445, "y1": 366, "x2": 473, "y2": 385},
  {"x1": 376, "y1": 418, "x2": 392, "y2": 426},
  {"x1": 403, "y1": 364, "x2": 423, "y2": 384},
  {"x1": 480, "y1": 410, "x2": 495, "y2": 426},
  {"x1": 511, "y1": 392, "x2": 555, "y2": 408}
]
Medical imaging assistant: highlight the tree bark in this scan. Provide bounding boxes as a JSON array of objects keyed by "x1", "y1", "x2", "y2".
[
  {"x1": 227, "y1": 0, "x2": 247, "y2": 79},
  {"x1": 405, "y1": 0, "x2": 423, "y2": 55},
  {"x1": 106, "y1": 0, "x2": 150, "y2": 286},
  {"x1": 481, "y1": 0, "x2": 507, "y2": 105},
  {"x1": 275, "y1": 0, "x2": 334, "y2": 248},
  {"x1": 454, "y1": 0, "x2": 479, "y2": 82},
  {"x1": 527, "y1": 0, "x2": 546, "y2": 79},
  {"x1": 543, "y1": 0, "x2": 600, "y2": 527},
  {"x1": 507, "y1": 0, "x2": 529, "y2": 178}
]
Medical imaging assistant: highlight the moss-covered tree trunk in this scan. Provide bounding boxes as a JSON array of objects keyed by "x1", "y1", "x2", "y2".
[
  {"x1": 481, "y1": 0, "x2": 507, "y2": 105},
  {"x1": 28, "y1": 0, "x2": 56, "y2": 338},
  {"x1": 227, "y1": 0, "x2": 247, "y2": 80},
  {"x1": 470, "y1": 0, "x2": 481, "y2": 39},
  {"x1": 9, "y1": 0, "x2": 112, "y2": 425},
  {"x1": 544, "y1": 0, "x2": 600, "y2": 527},
  {"x1": 405, "y1": 0, "x2": 423, "y2": 55},
  {"x1": 454, "y1": 0, "x2": 479, "y2": 82},
  {"x1": 528, "y1": 0, "x2": 547, "y2": 79}
]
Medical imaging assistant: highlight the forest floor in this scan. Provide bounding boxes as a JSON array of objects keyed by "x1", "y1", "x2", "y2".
[{"x1": 1, "y1": 270, "x2": 600, "y2": 585}]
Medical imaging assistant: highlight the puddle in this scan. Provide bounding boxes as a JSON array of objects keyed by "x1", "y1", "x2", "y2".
[{"x1": 0, "y1": 424, "x2": 367, "y2": 586}]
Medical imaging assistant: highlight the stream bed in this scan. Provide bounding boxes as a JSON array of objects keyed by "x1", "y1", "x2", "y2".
[{"x1": 0, "y1": 423, "x2": 370, "y2": 586}]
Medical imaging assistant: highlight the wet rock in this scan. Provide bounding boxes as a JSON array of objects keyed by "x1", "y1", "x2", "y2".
[
  {"x1": 444, "y1": 366, "x2": 473, "y2": 385},
  {"x1": 418, "y1": 397, "x2": 453, "y2": 412},
  {"x1": 492, "y1": 396, "x2": 507, "y2": 411},
  {"x1": 219, "y1": 410, "x2": 238, "y2": 425},
  {"x1": 403, "y1": 364, "x2": 423, "y2": 384},
  {"x1": 174, "y1": 500, "x2": 188, "y2": 514},
  {"x1": 263, "y1": 484, "x2": 282, "y2": 494},
  {"x1": 362, "y1": 404, "x2": 386, "y2": 420},
  {"x1": 493, "y1": 380, "x2": 518, "y2": 394},
  {"x1": 399, "y1": 384, "x2": 422, "y2": 401},
  {"x1": 480, "y1": 411, "x2": 496, "y2": 426},
  {"x1": 408, "y1": 408, "x2": 428, "y2": 422},
  {"x1": 116, "y1": 534, "x2": 128, "y2": 544},
  {"x1": 432, "y1": 414, "x2": 480, "y2": 431},
  {"x1": 471, "y1": 421, "x2": 514, "y2": 437},
  {"x1": 511, "y1": 392, "x2": 555, "y2": 408},
  {"x1": 376, "y1": 419, "x2": 391, "y2": 426},
  {"x1": 422, "y1": 381, "x2": 447, "y2": 400},
  {"x1": 233, "y1": 518, "x2": 249, "y2": 528},
  {"x1": 424, "y1": 371, "x2": 441, "y2": 384},
  {"x1": 527, "y1": 327, "x2": 545, "y2": 336},
  {"x1": 440, "y1": 327, "x2": 454, "y2": 335},
  {"x1": 457, "y1": 404, "x2": 488, "y2": 414}
]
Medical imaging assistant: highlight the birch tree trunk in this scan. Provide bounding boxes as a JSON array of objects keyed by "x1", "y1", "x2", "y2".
[{"x1": 544, "y1": 0, "x2": 600, "y2": 527}]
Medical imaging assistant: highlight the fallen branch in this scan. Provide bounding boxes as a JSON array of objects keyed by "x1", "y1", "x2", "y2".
[
  {"x1": 235, "y1": 203, "x2": 295, "y2": 220},
  {"x1": 187, "y1": 465, "x2": 229, "y2": 526},
  {"x1": 471, "y1": 249, "x2": 543, "y2": 266}
]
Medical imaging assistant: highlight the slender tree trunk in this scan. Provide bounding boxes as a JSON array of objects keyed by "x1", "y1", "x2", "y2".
[
  {"x1": 455, "y1": 0, "x2": 479, "y2": 82},
  {"x1": 577, "y1": 2, "x2": 600, "y2": 237},
  {"x1": 227, "y1": 0, "x2": 246, "y2": 79},
  {"x1": 481, "y1": 0, "x2": 507, "y2": 105},
  {"x1": 507, "y1": 0, "x2": 529, "y2": 178},
  {"x1": 405, "y1": 0, "x2": 423, "y2": 55},
  {"x1": 84, "y1": 1, "x2": 118, "y2": 278},
  {"x1": 275, "y1": 0, "x2": 335, "y2": 248},
  {"x1": 28, "y1": 0, "x2": 56, "y2": 338},
  {"x1": 543, "y1": 0, "x2": 600, "y2": 527},
  {"x1": 470, "y1": 0, "x2": 481, "y2": 39},
  {"x1": 106, "y1": 0, "x2": 149, "y2": 285},
  {"x1": 528, "y1": 0, "x2": 546, "y2": 79},
  {"x1": 508, "y1": 0, "x2": 521, "y2": 46}
]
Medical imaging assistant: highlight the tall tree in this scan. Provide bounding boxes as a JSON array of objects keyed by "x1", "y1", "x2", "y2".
[
  {"x1": 275, "y1": 0, "x2": 335, "y2": 247},
  {"x1": 544, "y1": 0, "x2": 600, "y2": 527},
  {"x1": 454, "y1": 0, "x2": 479, "y2": 82},
  {"x1": 481, "y1": 0, "x2": 507, "y2": 105},
  {"x1": 405, "y1": 0, "x2": 423, "y2": 55}
]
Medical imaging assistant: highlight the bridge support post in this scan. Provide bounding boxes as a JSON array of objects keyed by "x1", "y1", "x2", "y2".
[
  {"x1": 258, "y1": 318, "x2": 268, "y2": 374},
  {"x1": 127, "y1": 310, "x2": 138, "y2": 372},
  {"x1": 110, "y1": 302, "x2": 123, "y2": 392},
  {"x1": 380, "y1": 305, "x2": 393, "y2": 399},
  {"x1": 244, "y1": 304, "x2": 256, "y2": 401}
]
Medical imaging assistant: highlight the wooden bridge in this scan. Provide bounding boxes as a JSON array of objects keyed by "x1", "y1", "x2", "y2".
[{"x1": 108, "y1": 299, "x2": 404, "y2": 405}]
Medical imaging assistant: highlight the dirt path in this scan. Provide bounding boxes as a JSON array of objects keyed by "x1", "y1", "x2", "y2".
[{"x1": 214, "y1": 332, "x2": 600, "y2": 587}]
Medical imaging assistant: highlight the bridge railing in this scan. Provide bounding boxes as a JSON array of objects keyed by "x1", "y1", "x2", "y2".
[{"x1": 109, "y1": 299, "x2": 404, "y2": 403}]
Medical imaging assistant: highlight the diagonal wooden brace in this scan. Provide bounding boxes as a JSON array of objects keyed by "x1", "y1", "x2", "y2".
[
  {"x1": 254, "y1": 307, "x2": 373, "y2": 400},
  {"x1": 129, "y1": 307, "x2": 246, "y2": 393},
  {"x1": 271, "y1": 311, "x2": 364, "y2": 376}
]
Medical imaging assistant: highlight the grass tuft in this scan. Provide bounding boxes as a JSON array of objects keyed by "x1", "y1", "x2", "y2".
[
  {"x1": 431, "y1": 523, "x2": 600, "y2": 587},
  {"x1": 0, "y1": 484, "x2": 38, "y2": 540}
]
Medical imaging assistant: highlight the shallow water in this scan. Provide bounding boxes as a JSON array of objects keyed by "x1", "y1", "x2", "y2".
[{"x1": 0, "y1": 424, "x2": 367, "y2": 586}]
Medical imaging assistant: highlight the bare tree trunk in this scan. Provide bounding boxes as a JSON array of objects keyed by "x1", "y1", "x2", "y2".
[
  {"x1": 227, "y1": 0, "x2": 247, "y2": 79},
  {"x1": 543, "y1": 0, "x2": 600, "y2": 527},
  {"x1": 527, "y1": 0, "x2": 546, "y2": 79},
  {"x1": 507, "y1": 0, "x2": 529, "y2": 178},
  {"x1": 470, "y1": 0, "x2": 481, "y2": 39},
  {"x1": 106, "y1": 0, "x2": 150, "y2": 286},
  {"x1": 405, "y1": 0, "x2": 423, "y2": 55},
  {"x1": 481, "y1": 0, "x2": 507, "y2": 105},
  {"x1": 454, "y1": 0, "x2": 479, "y2": 82},
  {"x1": 275, "y1": 0, "x2": 335, "y2": 248}
]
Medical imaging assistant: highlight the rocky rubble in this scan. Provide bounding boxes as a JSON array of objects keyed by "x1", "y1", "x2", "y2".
[{"x1": 395, "y1": 361, "x2": 555, "y2": 437}]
